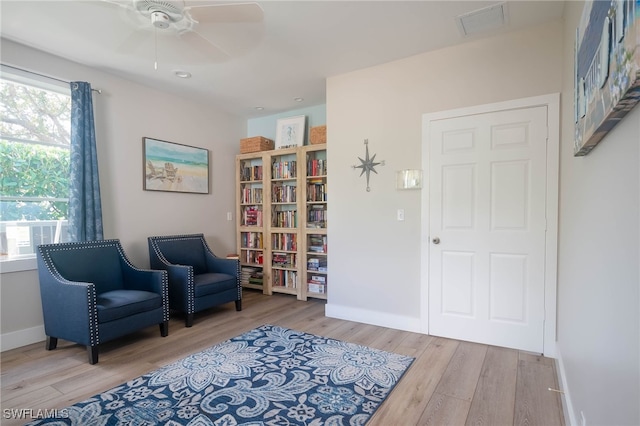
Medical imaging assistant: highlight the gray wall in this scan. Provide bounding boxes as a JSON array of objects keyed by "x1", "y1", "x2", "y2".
[
  {"x1": 556, "y1": 3, "x2": 640, "y2": 425},
  {"x1": 326, "y1": 10, "x2": 639, "y2": 425},
  {"x1": 325, "y1": 20, "x2": 563, "y2": 329},
  {"x1": 0, "y1": 39, "x2": 244, "y2": 349}
]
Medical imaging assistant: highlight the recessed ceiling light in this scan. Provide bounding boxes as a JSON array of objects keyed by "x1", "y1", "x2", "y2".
[
  {"x1": 294, "y1": 97, "x2": 304, "y2": 102},
  {"x1": 174, "y1": 70, "x2": 192, "y2": 78},
  {"x1": 255, "y1": 106, "x2": 264, "y2": 111}
]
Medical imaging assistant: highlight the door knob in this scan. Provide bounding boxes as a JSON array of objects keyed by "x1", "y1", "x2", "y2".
[{"x1": 432, "y1": 237, "x2": 440, "y2": 244}]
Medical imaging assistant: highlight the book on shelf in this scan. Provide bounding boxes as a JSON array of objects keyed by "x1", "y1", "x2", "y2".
[
  {"x1": 272, "y1": 269, "x2": 298, "y2": 288},
  {"x1": 272, "y1": 160, "x2": 297, "y2": 179},
  {"x1": 309, "y1": 275, "x2": 326, "y2": 283},
  {"x1": 241, "y1": 164, "x2": 263, "y2": 181},
  {"x1": 306, "y1": 158, "x2": 327, "y2": 177},
  {"x1": 307, "y1": 257, "x2": 327, "y2": 271},
  {"x1": 242, "y1": 206, "x2": 263, "y2": 226},
  {"x1": 272, "y1": 252, "x2": 297, "y2": 268},
  {"x1": 241, "y1": 266, "x2": 263, "y2": 286},
  {"x1": 307, "y1": 283, "x2": 326, "y2": 294}
]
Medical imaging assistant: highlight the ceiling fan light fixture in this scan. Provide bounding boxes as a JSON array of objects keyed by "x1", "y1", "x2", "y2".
[{"x1": 151, "y1": 11, "x2": 170, "y2": 29}]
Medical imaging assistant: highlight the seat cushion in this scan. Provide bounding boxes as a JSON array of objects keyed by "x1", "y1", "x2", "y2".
[
  {"x1": 194, "y1": 272, "x2": 237, "y2": 297},
  {"x1": 97, "y1": 290, "x2": 162, "y2": 323}
]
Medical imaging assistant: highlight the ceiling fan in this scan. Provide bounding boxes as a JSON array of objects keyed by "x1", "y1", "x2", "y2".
[{"x1": 102, "y1": 0, "x2": 264, "y2": 67}]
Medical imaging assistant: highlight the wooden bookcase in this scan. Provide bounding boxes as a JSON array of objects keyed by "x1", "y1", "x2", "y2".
[
  {"x1": 266, "y1": 146, "x2": 300, "y2": 298},
  {"x1": 236, "y1": 152, "x2": 266, "y2": 292},
  {"x1": 235, "y1": 143, "x2": 327, "y2": 301},
  {"x1": 300, "y1": 144, "x2": 327, "y2": 300}
]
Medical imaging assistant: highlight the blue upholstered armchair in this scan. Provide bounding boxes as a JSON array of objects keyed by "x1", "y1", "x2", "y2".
[
  {"x1": 148, "y1": 234, "x2": 241, "y2": 327},
  {"x1": 37, "y1": 240, "x2": 169, "y2": 364}
]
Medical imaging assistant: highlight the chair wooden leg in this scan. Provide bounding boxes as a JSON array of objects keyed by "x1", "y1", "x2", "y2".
[
  {"x1": 88, "y1": 345, "x2": 99, "y2": 365},
  {"x1": 235, "y1": 299, "x2": 242, "y2": 311},
  {"x1": 160, "y1": 321, "x2": 169, "y2": 337},
  {"x1": 46, "y1": 336, "x2": 58, "y2": 351},
  {"x1": 186, "y1": 313, "x2": 194, "y2": 328}
]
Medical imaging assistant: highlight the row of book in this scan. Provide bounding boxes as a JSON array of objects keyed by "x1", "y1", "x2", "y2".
[
  {"x1": 306, "y1": 182, "x2": 327, "y2": 202},
  {"x1": 241, "y1": 206, "x2": 263, "y2": 226},
  {"x1": 272, "y1": 269, "x2": 298, "y2": 288},
  {"x1": 307, "y1": 206, "x2": 327, "y2": 225},
  {"x1": 272, "y1": 252, "x2": 297, "y2": 268},
  {"x1": 272, "y1": 160, "x2": 297, "y2": 179},
  {"x1": 241, "y1": 266, "x2": 263, "y2": 287},
  {"x1": 307, "y1": 158, "x2": 327, "y2": 177},
  {"x1": 271, "y1": 184, "x2": 297, "y2": 203},
  {"x1": 307, "y1": 283, "x2": 326, "y2": 294},
  {"x1": 240, "y1": 164, "x2": 263, "y2": 181},
  {"x1": 241, "y1": 187, "x2": 263, "y2": 204},
  {"x1": 272, "y1": 210, "x2": 298, "y2": 228},
  {"x1": 308, "y1": 234, "x2": 327, "y2": 253},
  {"x1": 241, "y1": 231, "x2": 263, "y2": 249},
  {"x1": 272, "y1": 233, "x2": 298, "y2": 251},
  {"x1": 307, "y1": 256, "x2": 327, "y2": 272},
  {"x1": 240, "y1": 250, "x2": 263, "y2": 265}
]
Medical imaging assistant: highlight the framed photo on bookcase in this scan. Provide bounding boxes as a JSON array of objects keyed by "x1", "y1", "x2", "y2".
[{"x1": 275, "y1": 115, "x2": 306, "y2": 149}]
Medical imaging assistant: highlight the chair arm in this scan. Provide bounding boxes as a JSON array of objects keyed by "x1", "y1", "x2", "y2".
[
  {"x1": 121, "y1": 264, "x2": 168, "y2": 296},
  {"x1": 38, "y1": 270, "x2": 97, "y2": 346},
  {"x1": 152, "y1": 261, "x2": 193, "y2": 311},
  {"x1": 204, "y1": 252, "x2": 239, "y2": 278}
]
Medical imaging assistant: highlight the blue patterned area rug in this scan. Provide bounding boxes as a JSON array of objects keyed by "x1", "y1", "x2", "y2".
[{"x1": 28, "y1": 324, "x2": 414, "y2": 426}]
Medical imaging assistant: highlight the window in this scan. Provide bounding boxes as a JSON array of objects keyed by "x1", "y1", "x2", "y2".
[{"x1": 1, "y1": 67, "x2": 72, "y2": 264}]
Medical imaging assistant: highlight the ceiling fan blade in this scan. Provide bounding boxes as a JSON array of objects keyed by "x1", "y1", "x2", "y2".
[
  {"x1": 179, "y1": 30, "x2": 231, "y2": 62},
  {"x1": 117, "y1": 28, "x2": 154, "y2": 55},
  {"x1": 185, "y1": 2, "x2": 264, "y2": 24},
  {"x1": 99, "y1": 0, "x2": 133, "y2": 8}
]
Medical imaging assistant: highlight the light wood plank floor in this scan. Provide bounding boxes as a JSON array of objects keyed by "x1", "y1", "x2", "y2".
[{"x1": 1, "y1": 290, "x2": 565, "y2": 425}]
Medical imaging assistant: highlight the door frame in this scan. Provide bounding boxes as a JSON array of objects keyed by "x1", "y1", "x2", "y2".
[{"x1": 420, "y1": 93, "x2": 560, "y2": 357}]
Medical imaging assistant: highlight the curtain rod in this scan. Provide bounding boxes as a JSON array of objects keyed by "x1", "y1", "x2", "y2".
[{"x1": 1, "y1": 64, "x2": 102, "y2": 94}]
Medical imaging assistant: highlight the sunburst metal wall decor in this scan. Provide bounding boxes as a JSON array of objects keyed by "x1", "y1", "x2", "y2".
[{"x1": 352, "y1": 139, "x2": 385, "y2": 192}]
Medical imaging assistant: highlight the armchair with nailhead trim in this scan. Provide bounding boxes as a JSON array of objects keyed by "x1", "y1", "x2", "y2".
[
  {"x1": 36, "y1": 239, "x2": 169, "y2": 364},
  {"x1": 148, "y1": 234, "x2": 241, "y2": 327}
]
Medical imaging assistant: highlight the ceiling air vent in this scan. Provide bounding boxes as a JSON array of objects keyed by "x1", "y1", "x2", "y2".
[{"x1": 456, "y1": 2, "x2": 508, "y2": 37}]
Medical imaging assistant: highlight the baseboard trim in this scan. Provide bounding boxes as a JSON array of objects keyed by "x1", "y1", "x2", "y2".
[
  {"x1": 325, "y1": 303, "x2": 422, "y2": 333},
  {"x1": 554, "y1": 344, "x2": 576, "y2": 426},
  {"x1": 1, "y1": 325, "x2": 45, "y2": 352}
]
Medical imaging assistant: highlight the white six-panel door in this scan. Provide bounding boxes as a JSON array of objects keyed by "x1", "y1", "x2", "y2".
[{"x1": 426, "y1": 105, "x2": 548, "y2": 353}]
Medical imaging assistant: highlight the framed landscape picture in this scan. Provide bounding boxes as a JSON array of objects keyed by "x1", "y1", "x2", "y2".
[
  {"x1": 143, "y1": 137, "x2": 209, "y2": 194},
  {"x1": 574, "y1": 0, "x2": 640, "y2": 156}
]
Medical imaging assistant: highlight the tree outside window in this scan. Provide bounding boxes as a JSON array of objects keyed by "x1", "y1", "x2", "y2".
[{"x1": 0, "y1": 73, "x2": 71, "y2": 259}]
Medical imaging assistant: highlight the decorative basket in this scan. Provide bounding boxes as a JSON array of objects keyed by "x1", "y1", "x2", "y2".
[
  {"x1": 240, "y1": 136, "x2": 274, "y2": 153},
  {"x1": 310, "y1": 125, "x2": 326, "y2": 145}
]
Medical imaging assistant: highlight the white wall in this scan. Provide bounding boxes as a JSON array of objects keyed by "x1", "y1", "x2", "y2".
[
  {"x1": 556, "y1": 3, "x2": 640, "y2": 425},
  {"x1": 325, "y1": 8, "x2": 640, "y2": 424},
  {"x1": 325, "y1": 21, "x2": 563, "y2": 330},
  {"x1": 0, "y1": 39, "x2": 245, "y2": 350}
]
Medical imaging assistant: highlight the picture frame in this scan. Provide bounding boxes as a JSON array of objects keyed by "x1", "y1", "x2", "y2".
[
  {"x1": 574, "y1": 0, "x2": 640, "y2": 156},
  {"x1": 275, "y1": 115, "x2": 306, "y2": 149},
  {"x1": 143, "y1": 137, "x2": 209, "y2": 194}
]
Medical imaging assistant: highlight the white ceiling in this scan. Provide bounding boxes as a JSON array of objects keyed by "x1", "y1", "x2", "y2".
[{"x1": 0, "y1": 0, "x2": 565, "y2": 119}]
